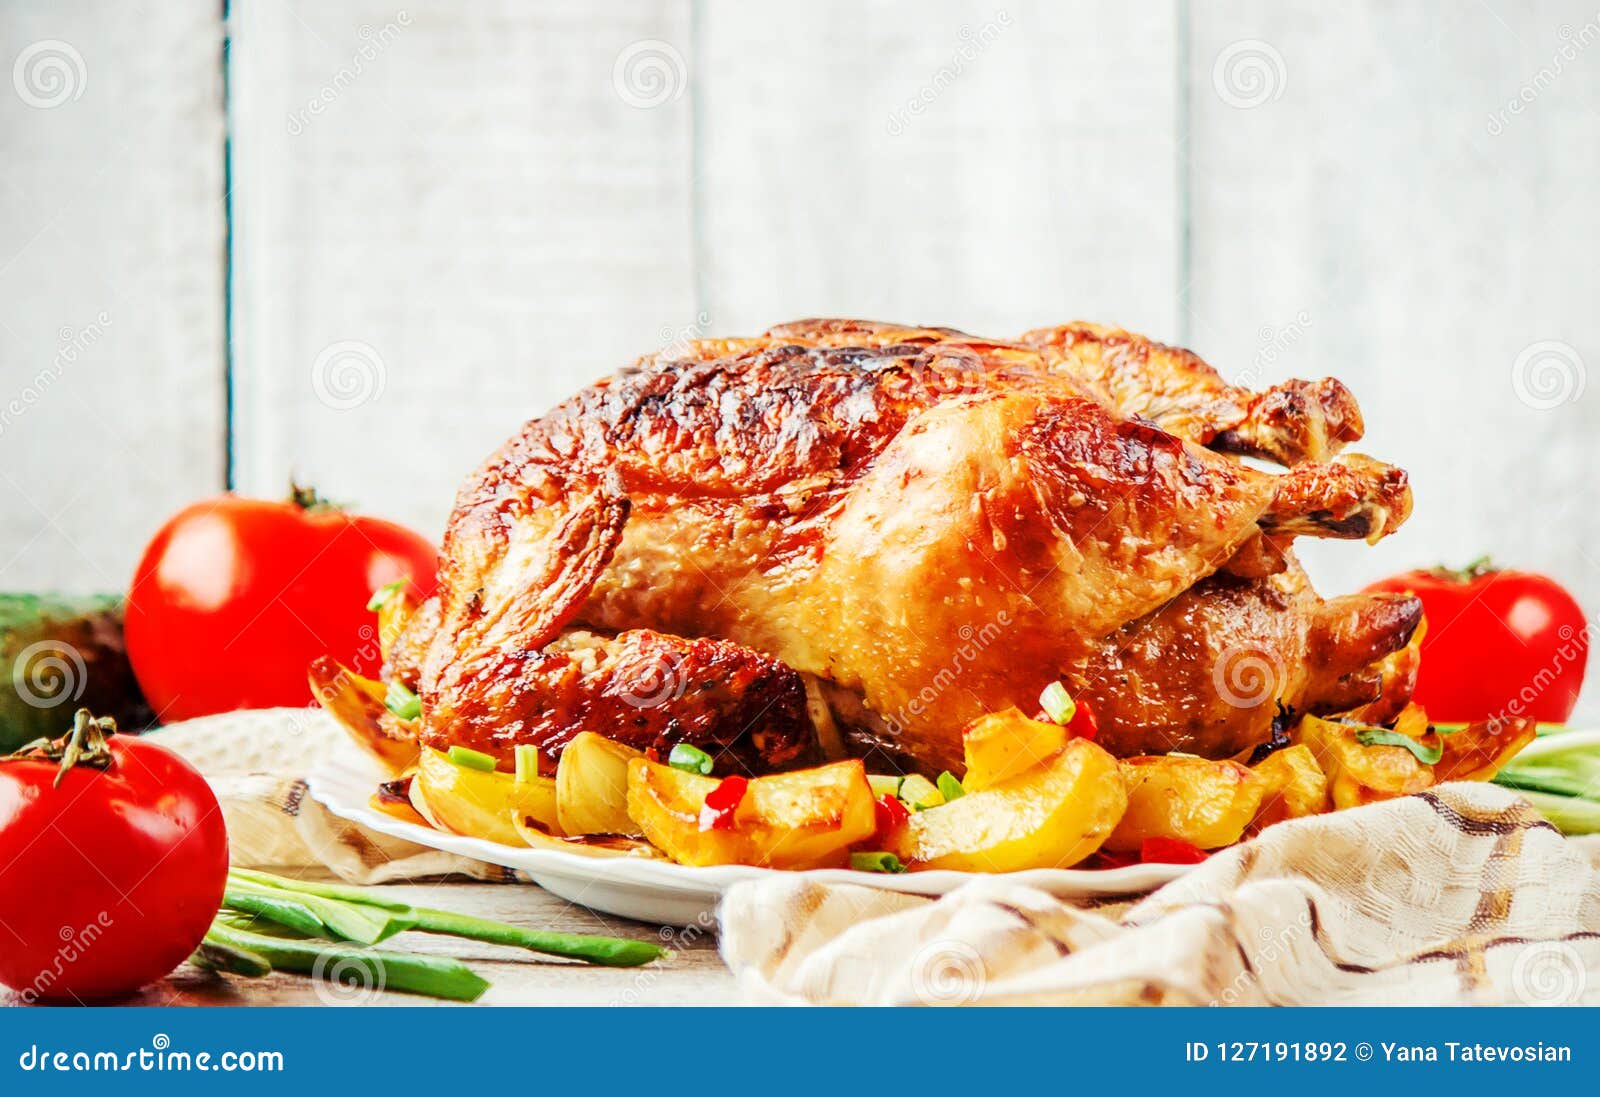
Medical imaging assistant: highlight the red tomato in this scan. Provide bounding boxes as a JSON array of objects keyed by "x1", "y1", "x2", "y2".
[
  {"x1": 1364, "y1": 561, "x2": 1588, "y2": 724},
  {"x1": 0, "y1": 711, "x2": 228, "y2": 1002},
  {"x1": 125, "y1": 489, "x2": 437, "y2": 721}
]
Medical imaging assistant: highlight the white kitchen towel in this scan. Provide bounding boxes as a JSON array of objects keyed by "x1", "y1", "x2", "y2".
[
  {"x1": 153, "y1": 709, "x2": 1600, "y2": 1005},
  {"x1": 717, "y1": 782, "x2": 1600, "y2": 1005},
  {"x1": 151, "y1": 708, "x2": 508, "y2": 884}
]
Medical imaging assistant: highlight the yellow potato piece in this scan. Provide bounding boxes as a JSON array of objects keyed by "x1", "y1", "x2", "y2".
[
  {"x1": 960, "y1": 707, "x2": 1068, "y2": 791},
  {"x1": 1107, "y1": 755, "x2": 1270, "y2": 851},
  {"x1": 889, "y1": 738, "x2": 1126, "y2": 872},
  {"x1": 1297, "y1": 714, "x2": 1434, "y2": 811},
  {"x1": 510, "y1": 814, "x2": 664, "y2": 860},
  {"x1": 1250, "y1": 744, "x2": 1329, "y2": 828},
  {"x1": 415, "y1": 747, "x2": 562, "y2": 846},
  {"x1": 556, "y1": 732, "x2": 644, "y2": 836},
  {"x1": 625, "y1": 757, "x2": 876, "y2": 869}
]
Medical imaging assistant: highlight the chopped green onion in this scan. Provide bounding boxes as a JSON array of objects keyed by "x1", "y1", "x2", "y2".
[
  {"x1": 366, "y1": 580, "x2": 405, "y2": 612},
  {"x1": 1355, "y1": 727, "x2": 1443, "y2": 765},
  {"x1": 1038, "y1": 681, "x2": 1076, "y2": 725},
  {"x1": 224, "y1": 870, "x2": 665, "y2": 967},
  {"x1": 850, "y1": 851, "x2": 907, "y2": 874},
  {"x1": 202, "y1": 922, "x2": 489, "y2": 1002},
  {"x1": 936, "y1": 771, "x2": 966, "y2": 802},
  {"x1": 514, "y1": 744, "x2": 541, "y2": 783},
  {"x1": 384, "y1": 680, "x2": 422, "y2": 720},
  {"x1": 1498, "y1": 787, "x2": 1600, "y2": 835},
  {"x1": 447, "y1": 744, "x2": 497, "y2": 772},
  {"x1": 668, "y1": 742, "x2": 715, "y2": 776}
]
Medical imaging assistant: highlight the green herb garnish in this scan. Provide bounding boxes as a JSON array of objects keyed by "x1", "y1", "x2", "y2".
[
  {"x1": 1038, "y1": 681, "x2": 1076, "y2": 725},
  {"x1": 668, "y1": 742, "x2": 715, "y2": 776},
  {"x1": 850, "y1": 851, "x2": 908, "y2": 874},
  {"x1": 936, "y1": 771, "x2": 966, "y2": 802},
  {"x1": 1355, "y1": 727, "x2": 1443, "y2": 765},
  {"x1": 447, "y1": 744, "x2": 497, "y2": 772},
  {"x1": 366, "y1": 580, "x2": 405, "y2": 612},
  {"x1": 514, "y1": 743, "x2": 541, "y2": 783},
  {"x1": 384, "y1": 680, "x2": 422, "y2": 720}
]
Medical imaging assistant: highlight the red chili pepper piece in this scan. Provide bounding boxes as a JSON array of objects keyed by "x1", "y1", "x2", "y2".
[
  {"x1": 874, "y1": 793, "x2": 911, "y2": 837},
  {"x1": 1139, "y1": 836, "x2": 1210, "y2": 865},
  {"x1": 698, "y1": 775, "x2": 749, "y2": 832},
  {"x1": 1068, "y1": 699, "x2": 1098, "y2": 741}
]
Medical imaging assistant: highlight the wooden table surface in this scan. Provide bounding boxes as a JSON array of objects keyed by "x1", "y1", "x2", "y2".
[{"x1": 4, "y1": 881, "x2": 739, "y2": 1008}]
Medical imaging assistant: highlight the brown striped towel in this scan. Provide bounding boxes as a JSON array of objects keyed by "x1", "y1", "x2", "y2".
[
  {"x1": 718, "y1": 783, "x2": 1600, "y2": 1005},
  {"x1": 152, "y1": 708, "x2": 508, "y2": 884}
]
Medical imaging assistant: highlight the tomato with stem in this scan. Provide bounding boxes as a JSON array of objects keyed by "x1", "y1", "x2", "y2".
[{"x1": 125, "y1": 485, "x2": 437, "y2": 721}]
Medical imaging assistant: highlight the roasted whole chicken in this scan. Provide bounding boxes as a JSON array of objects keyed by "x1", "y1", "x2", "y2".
[{"x1": 387, "y1": 320, "x2": 1422, "y2": 777}]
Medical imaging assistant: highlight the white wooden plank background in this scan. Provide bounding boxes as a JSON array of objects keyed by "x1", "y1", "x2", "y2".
[
  {"x1": 1186, "y1": 0, "x2": 1600, "y2": 721},
  {"x1": 3, "y1": 0, "x2": 1598, "y2": 723},
  {"x1": 696, "y1": 0, "x2": 1182, "y2": 339},
  {"x1": 0, "y1": 0, "x2": 225, "y2": 592},
  {"x1": 228, "y1": 0, "x2": 697, "y2": 540}
]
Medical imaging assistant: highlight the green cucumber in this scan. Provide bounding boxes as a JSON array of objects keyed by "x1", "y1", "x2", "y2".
[{"x1": 0, "y1": 593, "x2": 151, "y2": 751}]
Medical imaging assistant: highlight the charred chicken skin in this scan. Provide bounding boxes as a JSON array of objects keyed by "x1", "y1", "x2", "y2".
[{"x1": 393, "y1": 320, "x2": 1420, "y2": 776}]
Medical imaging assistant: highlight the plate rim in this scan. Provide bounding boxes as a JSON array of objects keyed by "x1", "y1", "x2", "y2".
[{"x1": 305, "y1": 739, "x2": 1191, "y2": 900}]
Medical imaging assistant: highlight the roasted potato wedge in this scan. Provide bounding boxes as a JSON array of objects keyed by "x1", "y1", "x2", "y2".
[
  {"x1": 1250, "y1": 744, "x2": 1329, "y2": 828},
  {"x1": 369, "y1": 774, "x2": 430, "y2": 828},
  {"x1": 625, "y1": 757, "x2": 876, "y2": 869},
  {"x1": 415, "y1": 747, "x2": 562, "y2": 846},
  {"x1": 556, "y1": 732, "x2": 644, "y2": 836},
  {"x1": 1433, "y1": 716, "x2": 1538, "y2": 783},
  {"x1": 1297, "y1": 714, "x2": 1434, "y2": 810},
  {"x1": 374, "y1": 586, "x2": 416, "y2": 664},
  {"x1": 308, "y1": 655, "x2": 418, "y2": 774},
  {"x1": 1107, "y1": 754, "x2": 1271, "y2": 851},
  {"x1": 888, "y1": 739, "x2": 1126, "y2": 872},
  {"x1": 511, "y1": 813, "x2": 664, "y2": 860},
  {"x1": 960, "y1": 706, "x2": 1067, "y2": 790}
]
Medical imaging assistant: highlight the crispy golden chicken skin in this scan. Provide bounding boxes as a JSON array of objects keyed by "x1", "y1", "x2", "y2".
[{"x1": 404, "y1": 321, "x2": 1418, "y2": 775}]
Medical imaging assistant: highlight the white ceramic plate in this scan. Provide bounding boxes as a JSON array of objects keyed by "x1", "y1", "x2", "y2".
[{"x1": 307, "y1": 739, "x2": 1189, "y2": 926}]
